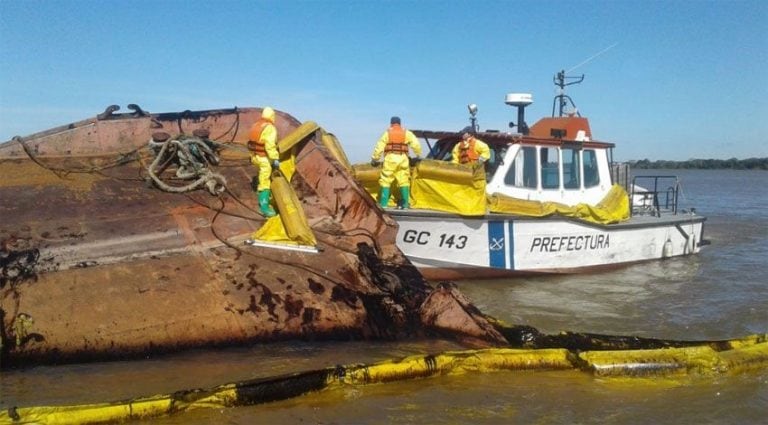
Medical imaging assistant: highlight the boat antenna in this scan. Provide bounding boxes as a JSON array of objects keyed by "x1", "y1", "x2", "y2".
[
  {"x1": 566, "y1": 42, "x2": 618, "y2": 73},
  {"x1": 552, "y1": 70, "x2": 584, "y2": 117},
  {"x1": 467, "y1": 103, "x2": 479, "y2": 133}
]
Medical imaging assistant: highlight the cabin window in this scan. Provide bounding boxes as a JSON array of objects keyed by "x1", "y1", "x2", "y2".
[
  {"x1": 563, "y1": 147, "x2": 581, "y2": 189},
  {"x1": 583, "y1": 149, "x2": 600, "y2": 187},
  {"x1": 540, "y1": 147, "x2": 560, "y2": 189},
  {"x1": 504, "y1": 146, "x2": 537, "y2": 188},
  {"x1": 485, "y1": 146, "x2": 507, "y2": 181}
]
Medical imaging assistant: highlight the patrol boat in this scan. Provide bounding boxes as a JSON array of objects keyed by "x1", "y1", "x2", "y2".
[{"x1": 380, "y1": 73, "x2": 707, "y2": 280}]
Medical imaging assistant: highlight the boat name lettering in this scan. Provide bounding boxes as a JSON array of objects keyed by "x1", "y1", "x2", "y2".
[
  {"x1": 403, "y1": 230, "x2": 431, "y2": 245},
  {"x1": 530, "y1": 234, "x2": 609, "y2": 252},
  {"x1": 402, "y1": 230, "x2": 468, "y2": 249}
]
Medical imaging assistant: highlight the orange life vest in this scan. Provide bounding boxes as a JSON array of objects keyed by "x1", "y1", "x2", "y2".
[
  {"x1": 458, "y1": 138, "x2": 480, "y2": 164},
  {"x1": 384, "y1": 124, "x2": 409, "y2": 154},
  {"x1": 247, "y1": 119, "x2": 272, "y2": 156}
]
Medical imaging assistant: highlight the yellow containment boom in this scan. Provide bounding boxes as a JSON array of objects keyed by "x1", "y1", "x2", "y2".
[
  {"x1": 320, "y1": 131, "x2": 352, "y2": 171},
  {"x1": 413, "y1": 159, "x2": 477, "y2": 185},
  {"x1": 270, "y1": 169, "x2": 316, "y2": 247},
  {"x1": 277, "y1": 121, "x2": 320, "y2": 154},
  {"x1": 3, "y1": 333, "x2": 766, "y2": 424}
]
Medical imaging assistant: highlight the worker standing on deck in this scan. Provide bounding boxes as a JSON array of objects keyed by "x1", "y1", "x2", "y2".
[
  {"x1": 248, "y1": 107, "x2": 280, "y2": 217},
  {"x1": 451, "y1": 132, "x2": 490, "y2": 165},
  {"x1": 371, "y1": 116, "x2": 422, "y2": 209}
]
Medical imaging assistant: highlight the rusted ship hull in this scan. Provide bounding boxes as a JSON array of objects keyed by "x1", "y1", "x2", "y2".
[
  {"x1": 0, "y1": 105, "x2": 506, "y2": 367},
  {"x1": 0, "y1": 105, "x2": 279, "y2": 159}
]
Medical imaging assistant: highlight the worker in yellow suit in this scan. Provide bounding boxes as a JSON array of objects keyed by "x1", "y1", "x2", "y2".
[
  {"x1": 451, "y1": 132, "x2": 491, "y2": 165},
  {"x1": 370, "y1": 116, "x2": 422, "y2": 209},
  {"x1": 248, "y1": 107, "x2": 280, "y2": 217}
]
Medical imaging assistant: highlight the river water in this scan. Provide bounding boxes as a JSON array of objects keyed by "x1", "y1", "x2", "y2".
[{"x1": 2, "y1": 169, "x2": 767, "y2": 424}]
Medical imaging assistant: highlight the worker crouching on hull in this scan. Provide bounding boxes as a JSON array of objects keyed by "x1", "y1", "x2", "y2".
[
  {"x1": 371, "y1": 116, "x2": 422, "y2": 209},
  {"x1": 248, "y1": 107, "x2": 280, "y2": 217}
]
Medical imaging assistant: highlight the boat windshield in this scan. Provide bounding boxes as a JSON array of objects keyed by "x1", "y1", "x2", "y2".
[
  {"x1": 427, "y1": 139, "x2": 454, "y2": 161},
  {"x1": 486, "y1": 145, "x2": 508, "y2": 181}
]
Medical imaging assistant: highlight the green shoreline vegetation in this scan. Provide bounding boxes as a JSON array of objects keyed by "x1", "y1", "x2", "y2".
[{"x1": 627, "y1": 157, "x2": 768, "y2": 170}]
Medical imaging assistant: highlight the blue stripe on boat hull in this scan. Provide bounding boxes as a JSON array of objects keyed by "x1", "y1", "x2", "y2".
[{"x1": 488, "y1": 221, "x2": 506, "y2": 268}]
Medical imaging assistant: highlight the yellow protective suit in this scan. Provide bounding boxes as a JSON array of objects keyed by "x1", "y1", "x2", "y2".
[
  {"x1": 371, "y1": 125, "x2": 422, "y2": 188},
  {"x1": 451, "y1": 136, "x2": 491, "y2": 164},
  {"x1": 249, "y1": 108, "x2": 279, "y2": 191}
]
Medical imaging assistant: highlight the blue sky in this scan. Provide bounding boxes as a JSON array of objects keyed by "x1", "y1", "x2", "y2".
[{"x1": 1, "y1": 0, "x2": 766, "y2": 162}]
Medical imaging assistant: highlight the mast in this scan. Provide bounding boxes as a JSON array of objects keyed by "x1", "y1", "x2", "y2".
[{"x1": 552, "y1": 69, "x2": 584, "y2": 117}]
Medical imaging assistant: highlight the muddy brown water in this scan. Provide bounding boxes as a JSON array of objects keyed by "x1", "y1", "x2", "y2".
[{"x1": 2, "y1": 169, "x2": 766, "y2": 424}]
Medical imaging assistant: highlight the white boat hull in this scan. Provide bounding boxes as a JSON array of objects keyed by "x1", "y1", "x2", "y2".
[{"x1": 391, "y1": 211, "x2": 705, "y2": 280}]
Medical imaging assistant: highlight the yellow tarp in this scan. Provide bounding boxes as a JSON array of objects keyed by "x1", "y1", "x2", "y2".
[
  {"x1": 252, "y1": 215, "x2": 312, "y2": 248},
  {"x1": 353, "y1": 159, "x2": 629, "y2": 224},
  {"x1": 352, "y1": 159, "x2": 629, "y2": 224},
  {"x1": 489, "y1": 184, "x2": 630, "y2": 224},
  {"x1": 352, "y1": 160, "x2": 487, "y2": 215},
  {"x1": 410, "y1": 160, "x2": 487, "y2": 216}
]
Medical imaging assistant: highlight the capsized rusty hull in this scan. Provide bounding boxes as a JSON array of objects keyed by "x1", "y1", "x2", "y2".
[
  {"x1": 0, "y1": 105, "x2": 507, "y2": 368},
  {"x1": 0, "y1": 105, "x2": 289, "y2": 159}
]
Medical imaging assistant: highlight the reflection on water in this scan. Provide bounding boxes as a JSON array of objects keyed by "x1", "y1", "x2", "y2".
[
  {"x1": 0, "y1": 339, "x2": 465, "y2": 409},
  {"x1": 458, "y1": 256, "x2": 702, "y2": 336},
  {"x1": 2, "y1": 170, "x2": 768, "y2": 424}
]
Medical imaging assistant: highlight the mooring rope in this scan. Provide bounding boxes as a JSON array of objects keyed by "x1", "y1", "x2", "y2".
[
  {"x1": 13, "y1": 136, "x2": 140, "y2": 179},
  {"x1": 146, "y1": 135, "x2": 227, "y2": 195}
]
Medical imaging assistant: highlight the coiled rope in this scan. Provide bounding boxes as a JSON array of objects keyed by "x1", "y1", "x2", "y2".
[{"x1": 146, "y1": 132, "x2": 227, "y2": 196}]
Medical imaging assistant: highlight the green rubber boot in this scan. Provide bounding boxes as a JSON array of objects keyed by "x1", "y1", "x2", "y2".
[
  {"x1": 399, "y1": 186, "x2": 411, "y2": 209},
  {"x1": 259, "y1": 190, "x2": 276, "y2": 217},
  {"x1": 378, "y1": 187, "x2": 390, "y2": 208}
]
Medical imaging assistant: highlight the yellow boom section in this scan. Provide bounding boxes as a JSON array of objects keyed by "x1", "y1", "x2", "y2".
[{"x1": 3, "y1": 335, "x2": 765, "y2": 424}]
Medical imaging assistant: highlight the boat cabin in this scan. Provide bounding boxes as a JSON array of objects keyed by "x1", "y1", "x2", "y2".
[{"x1": 414, "y1": 115, "x2": 616, "y2": 207}]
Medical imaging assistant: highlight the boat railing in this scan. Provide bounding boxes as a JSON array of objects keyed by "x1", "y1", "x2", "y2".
[
  {"x1": 610, "y1": 162, "x2": 631, "y2": 193},
  {"x1": 630, "y1": 176, "x2": 680, "y2": 217}
]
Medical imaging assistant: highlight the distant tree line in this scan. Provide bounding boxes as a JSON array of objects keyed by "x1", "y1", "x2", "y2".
[{"x1": 627, "y1": 157, "x2": 768, "y2": 170}]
